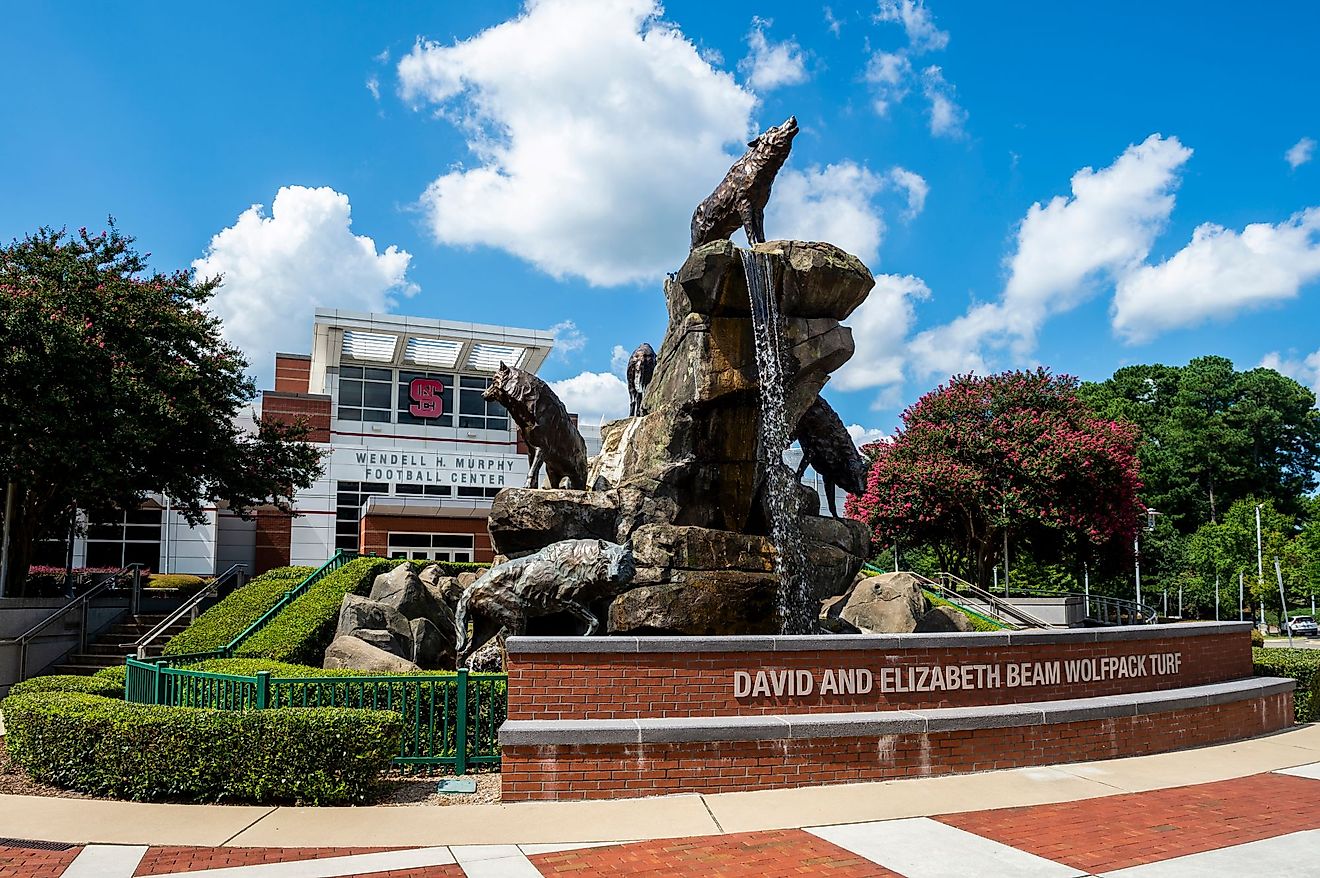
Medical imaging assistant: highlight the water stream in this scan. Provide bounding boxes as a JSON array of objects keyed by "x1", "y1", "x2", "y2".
[{"x1": 741, "y1": 248, "x2": 812, "y2": 634}]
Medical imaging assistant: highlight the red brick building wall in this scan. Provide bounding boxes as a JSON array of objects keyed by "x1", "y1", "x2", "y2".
[
  {"x1": 253, "y1": 508, "x2": 292, "y2": 571},
  {"x1": 260, "y1": 391, "x2": 331, "y2": 443},
  {"x1": 274, "y1": 353, "x2": 312, "y2": 393}
]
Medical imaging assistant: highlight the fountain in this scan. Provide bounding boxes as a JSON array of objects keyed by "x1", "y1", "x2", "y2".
[{"x1": 486, "y1": 117, "x2": 874, "y2": 637}]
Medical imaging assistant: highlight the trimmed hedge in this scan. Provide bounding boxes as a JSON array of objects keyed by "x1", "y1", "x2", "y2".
[
  {"x1": 408, "y1": 559, "x2": 487, "y2": 576},
  {"x1": 146, "y1": 574, "x2": 206, "y2": 590},
  {"x1": 92, "y1": 664, "x2": 128, "y2": 690},
  {"x1": 1, "y1": 691, "x2": 401, "y2": 804},
  {"x1": 235, "y1": 558, "x2": 395, "y2": 665},
  {"x1": 1253, "y1": 647, "x2": 1320, "y2": 723},
  {"x1": 185, "y1": 657, "x2": 456, "y2": 678},
  {"x1": 8, "y1": 674, "x2": 123, "y2": 699},
  {"x1": 923, "y1": 591, "x2": 1005, "y2": 632},
  {"x1": 163, "y1": 566, "x2": 314, "y2": 656}
]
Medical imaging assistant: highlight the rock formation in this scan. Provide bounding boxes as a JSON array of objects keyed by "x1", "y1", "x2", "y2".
[
  {"x1": 486, "y1": 239, "x2": 876, "y2": 635},
  {"x1": 818, "y1": 572, "x2": 977, "y2": 635}
]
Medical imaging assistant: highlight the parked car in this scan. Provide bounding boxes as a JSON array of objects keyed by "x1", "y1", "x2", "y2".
[{"x1": 1283, "y1": 616, "x2": 1319, "y2": 637}]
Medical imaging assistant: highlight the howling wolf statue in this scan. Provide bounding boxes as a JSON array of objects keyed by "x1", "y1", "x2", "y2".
[
  {"x1": 793, "y1": 395, "x2": 869, "y2": 518},
  {"x1": 626, "y1": 342, "x2": 656, "y2": 417},
  {"x1": 691, "y1": 116, "x2": 798, "y2": 248},
  {"x1": 484, "y1": 362, "x2": 589, "y2": 490}
]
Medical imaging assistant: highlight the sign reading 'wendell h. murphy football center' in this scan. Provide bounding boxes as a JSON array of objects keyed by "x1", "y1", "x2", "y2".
[
  {"x1": 733, "y1": 652, "x2": 1183, "y2": 698},
  {"x1": 333, "y1": 447, "x2": 528, "y2": 487}
]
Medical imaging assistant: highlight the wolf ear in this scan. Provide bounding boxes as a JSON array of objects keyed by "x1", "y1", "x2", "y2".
[
  {"x1": 498, "y1": 360, "x2": 507, "y2": 369},
  {"x1": 746, "y1": 135, "x2": 762, "y2": 148}
]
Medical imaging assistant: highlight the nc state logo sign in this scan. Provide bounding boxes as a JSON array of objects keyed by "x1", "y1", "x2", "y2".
[{"x1": 408, "y1": 378, "x2": 445, "y2": 418}]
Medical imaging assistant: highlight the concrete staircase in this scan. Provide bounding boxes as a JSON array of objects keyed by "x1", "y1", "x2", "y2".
[{"x1": 45, "y1": 614, "x2": 189, "y2": 676}]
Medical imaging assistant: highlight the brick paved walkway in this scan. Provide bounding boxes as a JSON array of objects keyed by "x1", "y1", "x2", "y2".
[{"x1": 4, "y1": 767, "x2": 1320, "y2": 876}]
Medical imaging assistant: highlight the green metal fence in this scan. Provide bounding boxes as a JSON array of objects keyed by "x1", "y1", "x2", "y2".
[{"x1": 124, "y1": 658, "x2": 505, "y2": 774}]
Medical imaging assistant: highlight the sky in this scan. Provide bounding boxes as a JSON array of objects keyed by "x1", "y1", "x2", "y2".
[{"x1": 3, "y1": 1, "x2": 1319, "y2": 444}]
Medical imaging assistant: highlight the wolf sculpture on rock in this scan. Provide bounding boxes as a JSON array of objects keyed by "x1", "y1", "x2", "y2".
[
  {"x1": 793, "y1": 395, "x2": 869, "y2": 518},
  {"x1": 690, "y1": 116, "x2": 798, "y2": 248},
  {"x1": 484, "y1": 362, "x2": 588, "y2": 490},
  {"x1": 453, "y1": 539, "x2": 636, "y2": 666},
  {"x1": 626, "y1": 342, "x2": 656, "y2": 417}
]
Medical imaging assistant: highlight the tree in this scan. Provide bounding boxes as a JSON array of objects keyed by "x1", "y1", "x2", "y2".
[
  {"x1": 1080, "y1": 356, "x2": 1320, "y2": 529},
  {"x1": 0, "y1": 225, "x2": 323, "y2": 593},
  {"x1": 1184, "y1": 498, "x2": 1311, "y2": 615},
  {"x1": 848, "y1": 370, "x2": 1143, "y2": 588}
]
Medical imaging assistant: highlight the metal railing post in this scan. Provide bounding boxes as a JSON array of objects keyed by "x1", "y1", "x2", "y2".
[
  {"x1": 455, "y1": 669, "x2": 469, "y2": 776},
  {"x1": 256, "y1": 671, "x2": 271, "y2": 710},
  {"x1": 130, "y1": 564, "x2": 143, "y2": 618},
  {"x1": 79, "y1": 594, "x2": 90, "y2": 654},
  {"x1": 154, "y1": 659, "x2": 168, "y2": 705}
]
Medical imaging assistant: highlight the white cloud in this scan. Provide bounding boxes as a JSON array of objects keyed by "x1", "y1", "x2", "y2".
[
  {"x1": 846, "y1": 423, "x2": 889, "y2": 446},
  {"x1": 765, "y1": 163, "x2": 888, "y2": 267},
  {"x1": 824, "y1": 6, "x2": 843, "y2": 36},
  {"x1": 1113, "y1": 208, "x2": 1320, "y2": 342},
  {"x1": 610, "y1": 343, "x2": 631, "y2": 376},
  {"x1": 875, "y1": 0, "x2": 948, "y2": 53},
  {"x1": 195, "y1": 186, "x2": 414, "y2": 384},
  {"x1": 887, "y1": 166, "x2": 928, "y2": 218},
  {"x1": 739, "y1": 18, "x2": 808, "y2": 92},
  {"x1": 864, "y1": 50, "x2": 911, "y2": 115},
  {"x1": 920, "y1": 65, "x2": 966, "y2": 138},
  {"x1": 1286, "y1": 137, "x2": 1315, "y2": 170},
  {"x1": 365, "y1": 75, "x2": 380, "y2": 101},
  {"x1": 550, "y1": 371, "x2": 630, "y2": 425},
  {"x1": 397, "y1": 0, "x2": 757, "y2": 287},
  {"x1": 906, "y1": 134, "x2": 1191, "y2": 379},
  {"x1": 835, "y1": 273, "x2": 931, "y2": 406},
  {"x1": 1261, "y1": 349, "x2": 1320, "y2": 395},
  {"x1": 549, "y1": 319, "x2": 587, "y2": 359}
]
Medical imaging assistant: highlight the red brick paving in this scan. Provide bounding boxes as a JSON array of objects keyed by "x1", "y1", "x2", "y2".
[
  {"x1": 135, "y1": 846, "x2": 401, "y2": 874},
  {"x1": 938, "y1": 772, "x2": 1320, "y2": 873},
  {"x1": 0, "y1": 846, "x2": 80, "y2": 878},
  {"x1": 529, "y1": 830, "x2": 897, "y2": 877}
]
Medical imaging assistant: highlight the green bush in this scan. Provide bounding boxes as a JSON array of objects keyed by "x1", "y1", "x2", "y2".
[
  {"x1": 185, "y1": 657, "x2": 455, "y2": 678},
  {"x1": 235, "y1": 558, "x2": 394, "y2": 665},
  {"x1": 1251, "y1": 628, "x2": 1265, "y2": 647},
  {"x1": 92, "y1": 664, "x2": 128, "y2": 690},
  {"x1": 8, "y1": 674, "x2": 123, "y2": 699},
  {"x1": 1253, "y1": 647, "x2": 1320, "y2": 723},
  {"x1": 923, "y1": 590, "x2": 1005, "y2": 632},
  {"x1": 408, "y1": 559, "x2": 487, "y2": 576},
  {"x1": 1, "y1": 691, "x2": 401, "y2": 804},
  {"x1": 163, "y1": 566, "x2": 314, "y2": 656},
  {"x1": 146, "y1": 574, "x2": 206, "y2": 590}
]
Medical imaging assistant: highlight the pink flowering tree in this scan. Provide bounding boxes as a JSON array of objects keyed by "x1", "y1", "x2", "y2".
[{"x1": 847, "y1": 369, "x2": 1143, "y2": 588}]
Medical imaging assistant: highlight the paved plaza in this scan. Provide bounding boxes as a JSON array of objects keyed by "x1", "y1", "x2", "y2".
[{"x1": 5, "y1": 726, "x2": 1320, "y2": 877}]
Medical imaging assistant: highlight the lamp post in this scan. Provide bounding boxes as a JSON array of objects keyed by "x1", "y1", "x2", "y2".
[{"x1": 1256, "y1": 504, "x2": 1266, "y2": 630}]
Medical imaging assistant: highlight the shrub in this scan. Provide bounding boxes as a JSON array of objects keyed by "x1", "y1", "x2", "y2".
[
  {"x1": 185, "y1": 657, "x2": 455, "y2": 678},
  {"x1": 146, "y1": 574, "x2": 206, "y2": 590},
  {"x1": 408, "y1": 559, "x2": 488, "y2": 576},
  {"x1": 0, "y1": 691, "x2": 401, "y2": 804},
  {"x1": 923, "y1": 590, "x2": 1005, "y2": 632},
  {"x1": 1251, "y1": 628, "x2": 1265, "y2": 647},
  {"x1": 235, "y1": 558, "x2": 395, "y2": 665},
  {"x1": 1253, "y1": 647, "x2": 1320, "y2": 723},
  {"x1": 8, "y1": 674, "x2": 123, "y2": 699},
  {"x1": 93, "y1": 664, "x2": 128, "y2": 690},
  {"x1": 163, "y1": 566, "x2": 313, "y2": 656}
]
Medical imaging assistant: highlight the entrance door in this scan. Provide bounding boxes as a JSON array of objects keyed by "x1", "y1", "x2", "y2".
[{"x1": 386, "y1": 532, "x2": 475, "y2": 563}]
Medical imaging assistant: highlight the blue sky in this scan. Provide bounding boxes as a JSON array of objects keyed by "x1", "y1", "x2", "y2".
[{"x1": 3, "y1": 1, "x2": 1319, "y2": 441}]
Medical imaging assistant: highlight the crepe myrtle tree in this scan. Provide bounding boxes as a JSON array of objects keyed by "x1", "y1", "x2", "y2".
[
  {"x1": 847, "y1": 369, "x2": 1143, "y2": 589},
  {"x1": 0, "y1": 224, "x2": 323, "y2": 594}
]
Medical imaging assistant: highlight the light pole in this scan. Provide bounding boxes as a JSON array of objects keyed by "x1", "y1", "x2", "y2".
[
  {"x1": 1239, "y1": 570, "x2": 1245, "y2": 622},
  {"x1": 1256, "y1": 504, "x2": 1265, "y2": 630}
]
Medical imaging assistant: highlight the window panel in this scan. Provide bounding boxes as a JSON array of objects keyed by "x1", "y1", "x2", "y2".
[
  {"x1": 363, "y1": 366, "x2": 393, "y2": 382},
  {"x1": 362, "y1": 381, "x2": 393, "y2": 409},
  {"x1": 339, "y1": 381, "x2": 363, "y2": 406},
  {"x1": 459, "y1": 389, "x2": 486, "y2": 415}
]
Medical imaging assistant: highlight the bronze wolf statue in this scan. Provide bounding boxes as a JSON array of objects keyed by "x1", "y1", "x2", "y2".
[
  {"x1": 793, "y1": 395, "x2": 869, "y2": 518},
  {"x1": 691, "y1": 116, "x2": 798, "y2": 248},
  {"x1": 453, "y1": 539, "x2": 636, "y2": 666},
  {"x1": 626, "y1": 342, "x2": 656, "y2": 417},
  {"x1": 484, "y1": 362, "x2": 588, "y2": 490}
]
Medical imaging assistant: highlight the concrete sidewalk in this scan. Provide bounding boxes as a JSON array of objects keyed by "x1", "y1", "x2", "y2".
[{"x1": 2, "y1": 724, "x2": 1319, "y2": 848}]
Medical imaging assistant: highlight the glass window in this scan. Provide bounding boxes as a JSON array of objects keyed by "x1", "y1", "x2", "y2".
[
  {"x1": 337, "y1": 367, "x2": 394, "y2": 423},
  {"x1": 386, "y1": 532, "x2": 474, "y2": 564},
  {"x1": 457, "y1": 486, "x2": 501, "y2": 499},
  {"x1": 397, "y1": 371, "x2": 455, "y2": 427},
  {"x1": 394, "y1": 483, "x2": 453, "y2": 497},
  {"x1": 85, "y1": 508, "x2": 162, "y2": 570},
  {"x1": 334, "y1": 481, "x2": 388, "y2": 552},
  {"x1": 455, "y1": 375, "x2": 510, "y2": 432}
]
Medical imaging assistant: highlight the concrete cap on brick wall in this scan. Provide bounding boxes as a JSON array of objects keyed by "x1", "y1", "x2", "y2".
[
  {"x1": 505, "y1": 621, "x2": 1254, "y2": 655},
  {"x1": 498, "y1": 676, "x2": 1293, "y2": 746}
]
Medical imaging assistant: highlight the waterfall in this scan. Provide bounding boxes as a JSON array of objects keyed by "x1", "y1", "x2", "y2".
[{"x1": 740, "y1": 248, "x2": 812, "y2": 634}]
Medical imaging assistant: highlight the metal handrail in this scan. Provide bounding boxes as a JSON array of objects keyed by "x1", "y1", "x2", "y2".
[
  {"x1": 928, "y1": 571, "x2": 1053, "y2": 628},
  {"x1": 2, "y1": 565, "x2": 143, "y2": 680},
  {"x1": 125, "y1": 564, "x2": 247, "y2": 659}
]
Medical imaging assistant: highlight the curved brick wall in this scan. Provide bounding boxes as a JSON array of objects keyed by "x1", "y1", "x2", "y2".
[{"x1": 499, "y1": 623, "x2": 1292, "y2": 802}]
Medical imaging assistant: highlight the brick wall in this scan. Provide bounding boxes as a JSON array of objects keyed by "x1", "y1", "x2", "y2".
[
  {"x1": 501, "y1": 691, "x2": 1293, "y2": 801},
  {"x1": 507, "y1": 628, "x2": 1253, "y2": 720},
  {"x1": 274, "y1": 353, "x2": 312, "y2": 393},
  {"x1": 358, "y1": 514, "x2": 494, "y2": 562},
  {"x1": 253, "y1": 508, "x2": 292, "y2": 573},
  {"x1": 260, "y1": 391, "x2": 331, "y2": 443}
]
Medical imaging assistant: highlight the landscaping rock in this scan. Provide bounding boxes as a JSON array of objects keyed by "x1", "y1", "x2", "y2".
[
  {"x1": 608, "y1": 570, "x2": 780, "y2": 635},
  {"x1": 370, "y1": 564, "x2": 441, "y2": 623},
  {"x1": 630, "y1": 524, "x2": 776, "y2": 572},
  {"x1": 409, "y1": 617, "x2": 451, "y2": 669},
  {"x1": 323, "y1": 635, "x2": 421, "y2": 673},
  {"x1": 487, "y1": 487, "x2": 620, "y2": 557},
  {"x1": 818, "y1": 593, "x2": 860, "y2": 633},
  {"x1": 916, "y1": 605, "x2": 975, "y2": 633},
  {"x1": 335, "y1": 594, "x2": 414, "y2": 658},
  {"x1": 839, "y1": 572, "x2": 928, "y2": 634}
]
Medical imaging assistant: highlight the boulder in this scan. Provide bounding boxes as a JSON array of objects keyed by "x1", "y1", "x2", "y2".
[
  {"x1": 587, "y1": 417, "x2": 644, "y2": 490},
  {"x1": 916, "y1": 605, "x2": 975, "y2": 633},
  {"x1": 324, "y1": 635, "x2": 421, "y2": 673},
  {"x1": 410, "y1": 617, "x2": 451, "y2": 669},
  {"x1": 488, "y1": 488, "x2": 619, "y2": 557},
  {"x1": 839, "y1": 573, "x2": 928, "y2": 634},
  {"x1": 799, "y1": 515, "x2": 870, "y2": 558},
  {"x1": 466, "y1": 640, "x2": 504, "y2": 673},
  {"x1": 335, "y1": 594, "x2": 414, "y2": 658},
  {"x1": 631, "y1": 524, "x2": 775, "y2": 572},
  {"x1": 608, "y1": 571, "x2": 780, "y2": 635},
  {"x1": 370, "y1": 563, "x2": 441, "y2": 622},
  {"x1": 800, "y1": 542, "x2": 866, "y2": 602},
  {"x1": 456, "y1": 571, "x2": 481, "y2": 592},
  {"x1": 818, "y1": 593, "x2": 860, "y2": 633}
]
